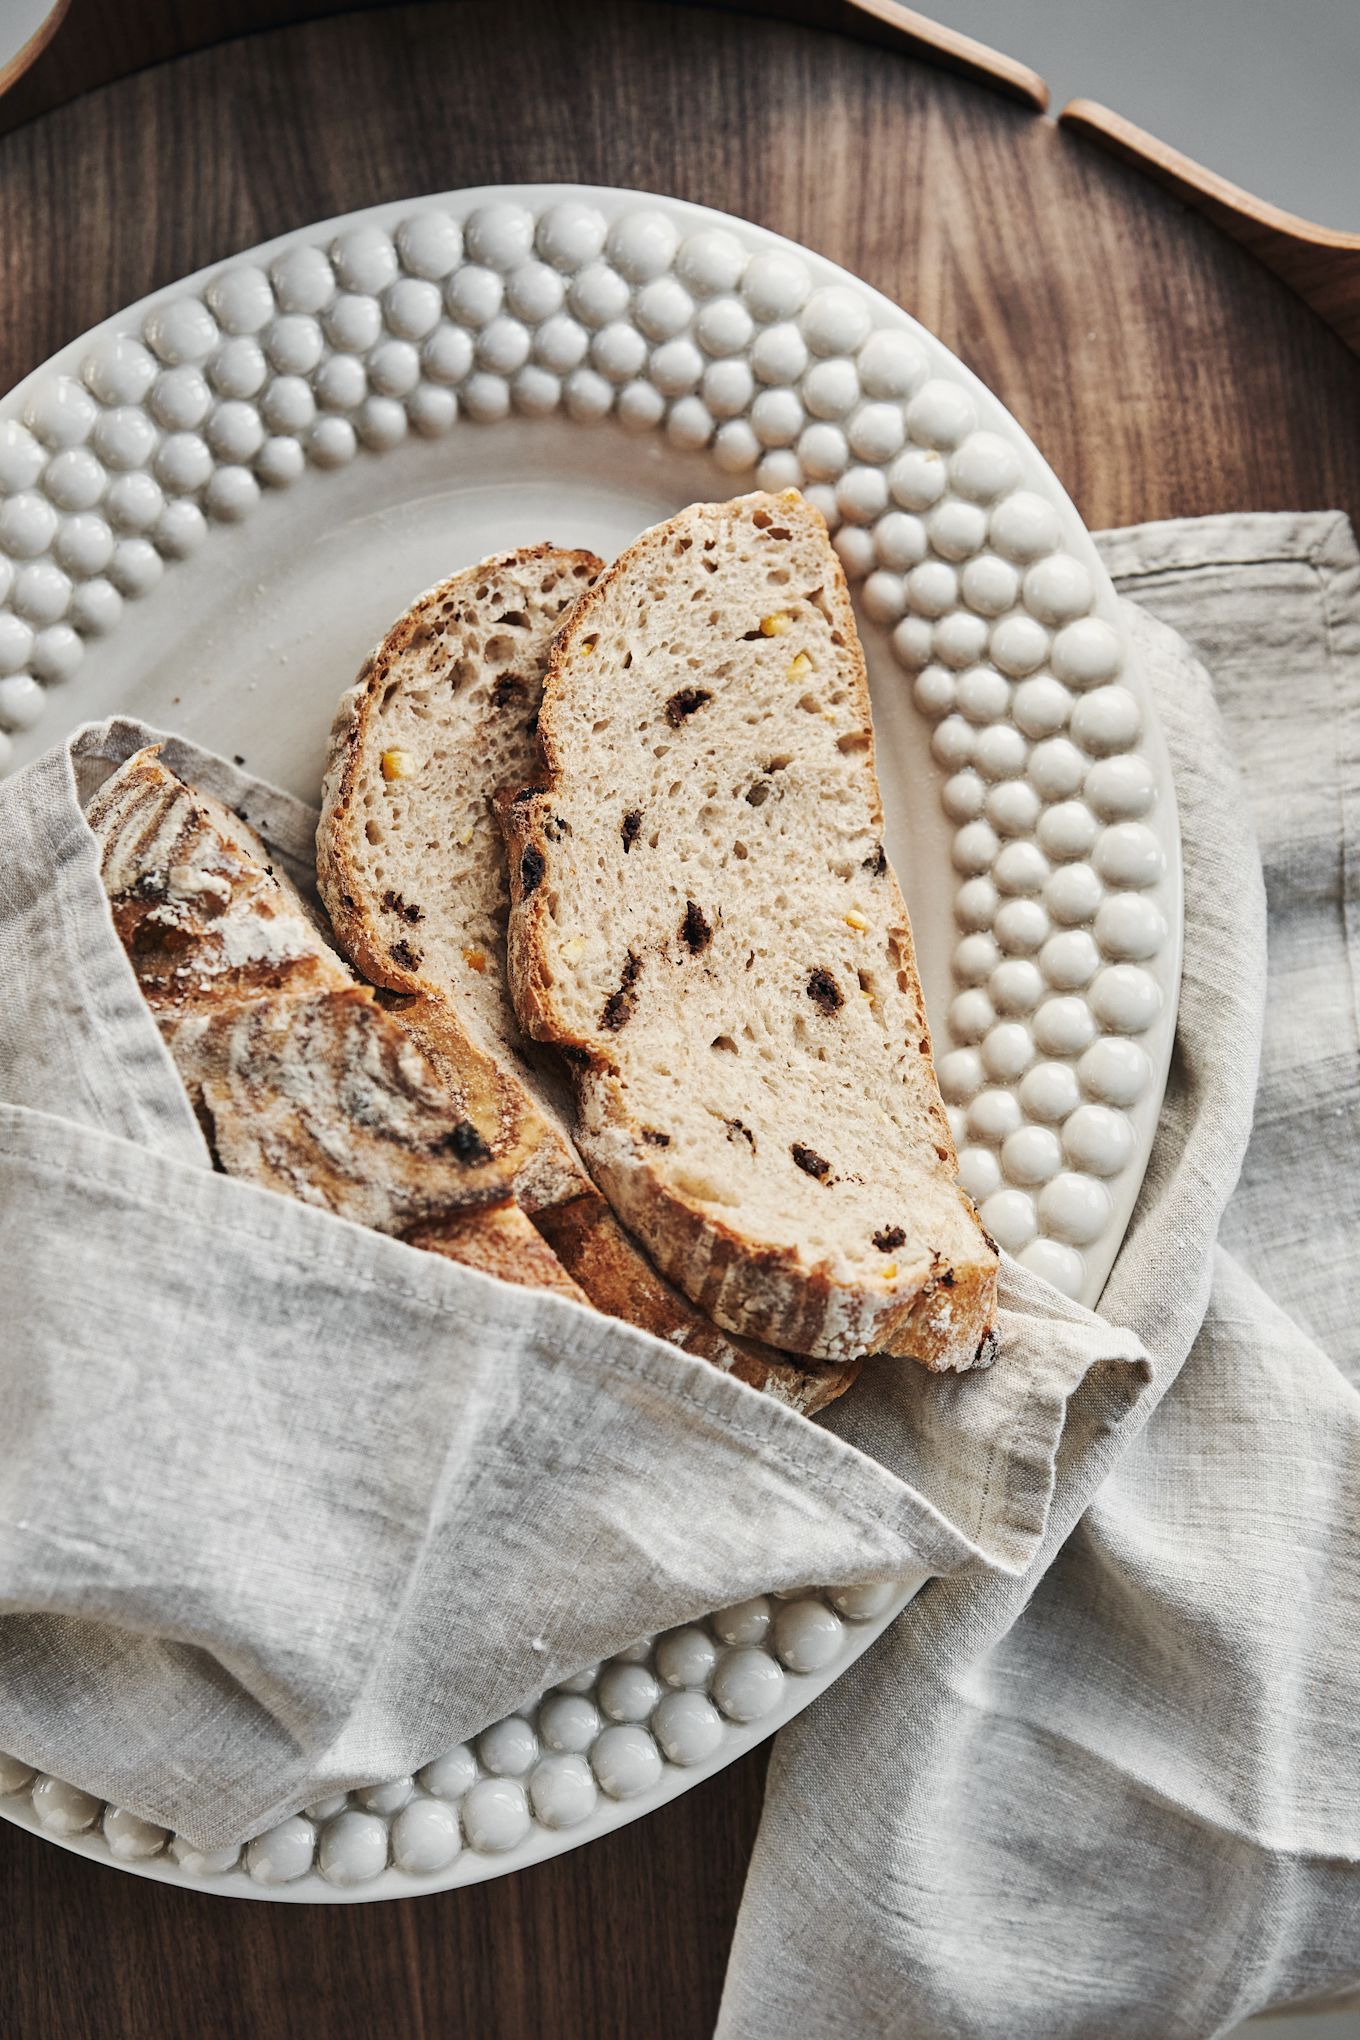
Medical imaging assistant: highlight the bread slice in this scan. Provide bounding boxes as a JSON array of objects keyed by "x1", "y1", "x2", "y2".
[
  {"x1": 86, "y1": 745, "x2": 584, "y2": 1299},
  {"x1": 500, "y1": 491, "x2": 999, "y2": 1369},
  {"x1": 316, "y1": 548, "x2": 857, "y2": 1413}
]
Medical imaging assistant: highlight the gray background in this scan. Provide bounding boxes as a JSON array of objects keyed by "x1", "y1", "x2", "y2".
[{"x1": 926, "y1": 0, "x2": 1359, "y2": 229}]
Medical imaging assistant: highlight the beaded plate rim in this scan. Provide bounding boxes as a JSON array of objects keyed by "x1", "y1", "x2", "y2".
[{"x1": 0, "y1": 183, "x2": 1182, "y2": 1900}]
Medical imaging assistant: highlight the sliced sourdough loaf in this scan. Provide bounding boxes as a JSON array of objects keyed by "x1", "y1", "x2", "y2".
[
  {"x1": 316, "y1": 548, "x2": 856, "y2": 1412},
  {"x1": 86, "y1": 745, "x2": 584, "y2": 1299},
  {"x1": 500, "y1": 491, "x2": 999, "y2": 1369}
]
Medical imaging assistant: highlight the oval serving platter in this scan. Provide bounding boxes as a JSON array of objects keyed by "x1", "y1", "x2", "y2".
[{"x1": 0, "y1": 184, "x2": 1181, "y2": 1900}]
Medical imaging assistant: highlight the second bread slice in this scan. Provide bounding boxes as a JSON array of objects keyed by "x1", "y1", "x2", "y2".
[{"x1": 502, "y1": 491, "x2": 999, "y2": 1368}]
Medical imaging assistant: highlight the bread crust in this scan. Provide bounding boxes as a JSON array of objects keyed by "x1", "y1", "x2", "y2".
[{"x1": 500, "y1": 493, "x2": 999, "y2": 1371}]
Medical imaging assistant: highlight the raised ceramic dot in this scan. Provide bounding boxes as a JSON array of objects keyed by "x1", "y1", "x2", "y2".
[
  {"x1": 1085, "y1": 754, "x2": 1156, "y2": 821},
  {"x1": 714, "y1": 1597, "x2": 771, "y2": 1646},
  {"x1": 1028, "y1": 736, "x2": 1087, "y2": 800},
  {"x1": 26, "y1": 375, "x2": 98, "y2": 449},
  {"x1": 204, "y1": 467, "x2": 260, "y2": 521},
  {"x1": 930, "y1": 616, "x2": 991, "y2": 670},
  {"x1": 668, "y1": 396, "x2": 714, "y2": 449},
  {"x1": 801, "y1": 358, "x2": 858, "y2": 421},
  {"x1": 260, "y1": 374, "x2": 315, "y2": 434},
  {"x1": 800, "y1": 285, "x2": 871, "y2": 357},
  {"x1": 1044, "y1": 863, "x2": 1103, "y2": 925},
  {"x1": 841, "y1": 402, "x2": 903, "y2": 467},
  {"x1": 592, "y1": 1723, "x2": 663, "y2": 1799},
  {"x1": 0, "y1": 421, "x2": 46, "y2": 491},
  {"x1": 906, "y1": 379, "x2": 975, "y2": 450},
  {"x1": 1070, "y1": 685, "x2": 1142, "y2": 756},
  {"x1": 960, "y1": 552, "x2": 1020, "y2": 617},
  {"x1": 69, "y1": 577, "x2": 121, "y2": 633},
  {"x1": 955, "y1": 877, "x2": 999, "y2": 932},
  {"x1": 82, "y1": 336, "x2": 158, "y2": 407},
  {"x1": 974, "y1": 725, "x2": 1028, "y2": 782},
  {"x1": 989, "y1": 490, "x2": 1060, "y2": 563},
  {"x1": 891, "y1": 614, "x2": 933, "y2": 670},
  {"x1": 655, "y1": 1627, "x2": 718, "y2": 1690},
  {"x1": 949, "y1": 988, "x2": 994, "y2": 1042},
  {"x1": 144, "y1": 297, "x2": 219, "y2": 365},
  {"x1": 417, "y1": 1744, "x2": 478, "y2": 1800},
  {"x1": 616, "y1": 379, "x2": 663, "y2": 431},
  {"x1": 696, "y1": 296, "x2": 753, "y2": 357},
  {"x1": 57, "y1": 510, "x2": 114, "y2": 575},
  {"x1": 528, "y1": 313, "x2": 584, "y2": 376},
  {"x1": 108, "y1": 538, "x2": 163, "y2": 596},
  {"x1": 390, "y1": 1797, "x2": 461, "y2": 1874},
  {"x1": 835, "y1": 466, "x2": 889, "y2": 526},
  {"x1": 1080, "y1": 1035, "x2": 1152, "y2": 1107},
  {"x1": 475, "y1": 316, "x2": 531, "y2": 376},
  {"x1": 1063, "y1": 1103, "x2": 1135, "y2": 1176},
  {"x1": 611, "y1": 1639, "x2": 656, "y2": 1666},
  {"x1": 529, "y1": 1753, "x2": 598, "y2": 1830},
  {"x1": 952, "y1": 818, "x2": 1000, "y2": 875},
  {"x1": 831, "y1": 1580, "x2": 901, "y2": 1622},
  {"x1": 990, "y1": 613, "x2": 1049, "y2": 678},
  {"x1": 738, "y1": 249, "x2": 808, "y2": 322},
  {"x1": 32, "y1": 1776, "x2": 100, "y2": 1833},
  {"x1": 912, "y1": 665, "x2": 954, "y2": 720},
  {"x1": 256, "y1": 434, "x2": 306, "y2": 486},
  {"x1": 673, "y1": 227, "x2": 744, "y2": 298},
  {"x1": 1092, "y1": 821, "x2": 1164, "y2": 889},
  {"x1": 796, "y1": 480, "x2": 836, "y2": 524},
  {"x1": 981, "y1": 1019, "x2": 1034, "y2": 1080},
  {"x1": 1095, "y1": 894, "x2": 1167, "y2": 961},
  {"x1": 985, "y1": 780, "x2": 1040, "y2": 837},
  {"x1": 1032, "y1": 996, "x2": 1097, "y2": 1060},
  {"x1": 967, "y1": 1088, "x2": 1023, "y2": 1144},
  {"x1": 93, "y1": 406, "x2": 158, "y2": 471},
  {"x1": 994, "y1": 841, "x2": 1049, "y2": 896},
  {"x1": 1009, "y1": 677, "x2": 1068, "y2": 741},
  {"x1": 703, "y1": 358, "x2": 755, "y2": 419},
  {"x1": 246, "y1": 1815, "x2": 316, "y2": 1885},
  {"x1": 365, "y1": 338, "x2": 420, "y2": 398},
  {"x1": 205, "y1": 266, "x2": 273, "y2": 338},
  {"x1": 207, "y1": 400, "x2": 265, "y2": 462},
  {"x1": 562, "y1": 368, "x2": 612, "y2": 421},
  {"x1": 0, "y1": 616, "x2": 33, "y2": 672},
  {"x1": 270, "y1": 244, "x2": 335, "y2": 315},
  {"x1": 1002, "y1": 1124, "x2": 1063, "y2": 1186},
  {"x1": 529, "y1": 199, "x2": 600, "y2": 274},
  {"x1": 598, "y1": 210, "x2": 673, "y2": 287},
  {"x1": 463, "y1": 202, "x2": 534, "y2": 275},
  {"x1": 632, "y1": 277, "x2": 691, "y2": 344},
  {"x1": 170, "y1": 1838, "x2": 241, "y2": 1877},
  {"x1": 900, "y1": 560, "x2": 953, "y2": 619},
  {"x1": 954, "y1": 930, "x2": 1002, "y2": 983},
  {"x1": 155, "y1": 500, "x2": 208, "y2": 557},
  {"x1": 598, "y1": 1662, "x2": 662, "y2": 1724},
  {"x1": 565, "y1": 263, "x2": 628, "y2": 333},
  {"x1": 462, "y1": 1777, "x2": 532, "y2": 1854},
  {"x1": 651, "y1": 1690, "x2": 722, "y2": 1768},
  {"x1": 591, "y1": 321, "x2": 647, "y2": 382},
  {"x1": 331, "y1": 226, "x2": 397, "y2": 299},
  {"x1": 773, "y1": 1599, "x2": 844, "y2": 1674},
  {"x1": 1020, "y1": 1237, "x2": 1086, "y2": 1297},
  {"x1": 980, "y1": 1187, "x2": 1038, "y2": 1251},
  {"x1": 397, "y1": 211, "x2": 463, "y2": 280},
  {"x1": 1036, "y1": 811, "x2": 1098, "y2": 878},
  {"x1": 954, "y1": 664, "x2": 1009, "y2": 725},
  {"x1": 853, "y1": 330, "x2": 924, "y2": 401},
  {"x1": 989, "y1": 956, "x2": 1044, "y2": 1012},
  {"x1": 927, "y1": 497, "x2": 988, "y2": 562},
  {"x1": 318, "y1": 1809, "x2": 388, "y2": 1884},
  {"x1": 445, "y1": 265, "x2": 503, "y2": 331},
  {"x1": 477, "y1": 1716, "x2": 538, "y2": 1777},
  {"x1": 949, "y1": 430, "x2": 1021, "y2": 503},
  {"x1": 0, "y1": 673, "x2": 46, "y2": 726},
  {"x1": 1019, "y1": 1060, "x2": 1083, "y2": 1125},
  {"x1": 0, "y1": 492, "x2": 57, "y2": 558},
  {"x1": 858, "y1": 570, "x2": 903, "y2": 625},
  {"x1": 210, "y1": 337, "x2": 268, "y2": 399},
  {"x1": 957, "y1": 1144, "x2": 1001, "y2": 1202},
  {"x1": 463, "y1": 372, "x2": 512, "y2": 422},
  {"x1": 994, "y1": 897, "x2": 1049, "y2": 953},
  {"x1": 797, "y1": 422, "x2": 848, "y2": 481},
  {"x1": 150, "y1": 365, "x2": 211, "y2": 431},
  {"x1": 834, "y1": 525, "x2": 875, "y2": 581},
  {"x1": 651, "y1": 337, "x2": 706, "y2": 398},
  {"x1": 103, "y1": 1807, "x2": 169, "y2": 1861},
  {"x1": 1039, "y1": 1171, "x2": 1112, "y2": 1246},
  {"x1": 353, "y1": 1775, "x2": 413, "y2": 1815},
  {"x1": 153, "y1": 431, "x2": 211, "y2": 493},
  {"x1": 499, "y1": 263, "x2": 562, "y2": 329},
  {"x1": 537, "y1": 1692, "x2": 601, "y2": 1753},
  {"x1": 13, "y1": 563, "x2": 70, "y2": 625},
  {"x1": 505, "y1": 367, "x2": 553, "y2": 420},
  {"x1": 888, "y1": 446, "x2": 947, "y2": 512},
  {"x1": 873, "y1": 511, "x2": 925, "y2": 573},
  {"x1": 1051, "y1": 615, "x2": 1123, "y2": 688},
  {"x1": 712, "y1": 1648, "x2": 786, "y2": 1723},
  {"x1": 751, "y1": 322, "x2": 809, "y2": 386},
  {"x1": 1024, "y1": 554, "x2": 1093, "y2": 625},
  {"x1": 1039, "y1": 928, "x2": 1101, "y2": 989},
  {"x1": 327, "y1": 293, "x2": 383, "y2": 356}
]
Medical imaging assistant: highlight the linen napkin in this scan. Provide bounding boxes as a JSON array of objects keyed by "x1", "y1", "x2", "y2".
[{"x1": 720, "y1": 512, "x2": 1360, "y2": 2038}]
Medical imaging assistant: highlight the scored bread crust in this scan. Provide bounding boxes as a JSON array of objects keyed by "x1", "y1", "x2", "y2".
[
  {"x1": 315, "y1": 548, "x2": 857, "y2": 1414},
  {"x1": 86, "y1": 745, "x2": 585, "y2": 1300},
  {"x1": 500, "y1": 492, "x2": 1000, "y2": 1370}
]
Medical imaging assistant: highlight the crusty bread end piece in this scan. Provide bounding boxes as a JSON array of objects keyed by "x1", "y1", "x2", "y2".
[{"x1": 500, "y1": 491, "x2": 1000, "y2": 1369}]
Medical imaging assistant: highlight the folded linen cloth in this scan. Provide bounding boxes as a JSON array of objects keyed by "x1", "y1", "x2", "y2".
[{"x1": 721, "y1": 512, "x2": 1360, "y2": 2038}]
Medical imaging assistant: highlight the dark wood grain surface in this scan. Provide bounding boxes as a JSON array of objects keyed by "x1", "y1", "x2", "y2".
[{"x1": 1, "y1": 5, "x2": 1358, "y2": 2036}]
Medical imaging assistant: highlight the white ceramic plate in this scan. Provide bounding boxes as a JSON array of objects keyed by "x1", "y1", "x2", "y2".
[{"x1": 0, "y1": 185, "x2": 1181, "y2": 1899}]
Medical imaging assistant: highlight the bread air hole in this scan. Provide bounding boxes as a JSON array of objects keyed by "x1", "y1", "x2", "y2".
[
  {"x1": 366, "y1": 820, "x2": 384, "y2": 845},
  {"x1": 797, "y1": 694, "x2": 822, "y2": 714},
  {"x1": 837, "y1": 733, "x2": 870, "y2": 756},
  {"x1": 711, "y1": 1034, "x2": 738, "y2": 1054},
  {"x1": 733, "y1": 841, "x2": 749, "y2": 860}
]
